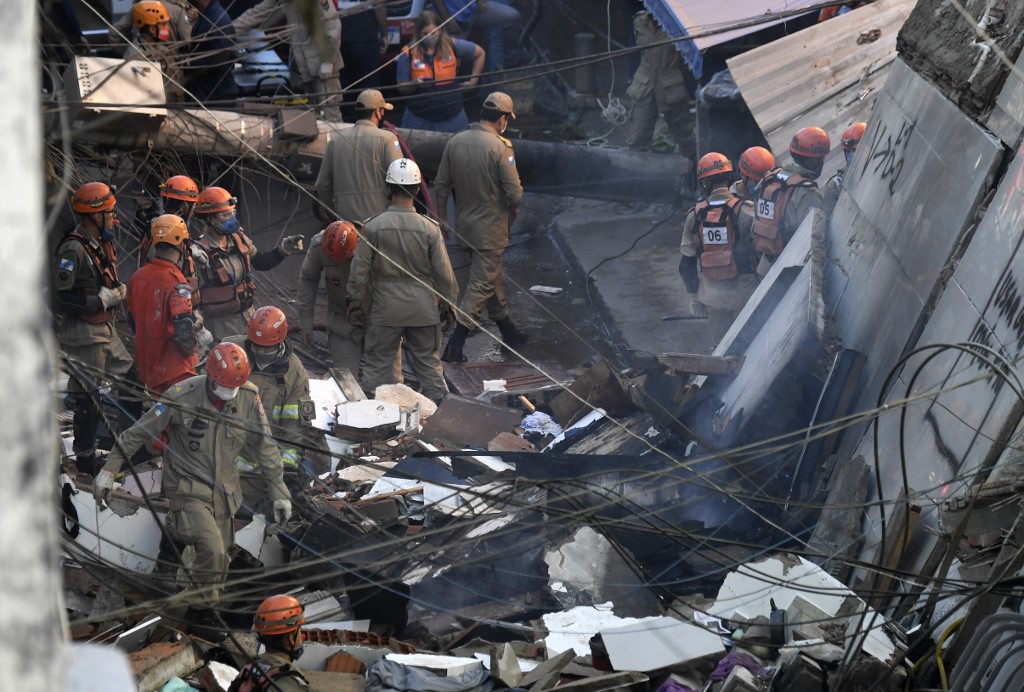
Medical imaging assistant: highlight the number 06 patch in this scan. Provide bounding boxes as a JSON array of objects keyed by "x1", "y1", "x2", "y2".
[{"x1": 701, "y1": 225, "x2": 729, "y2": 245}]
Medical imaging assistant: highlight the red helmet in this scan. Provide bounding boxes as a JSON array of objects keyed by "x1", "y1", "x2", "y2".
[
  {"x1": 322, "y1": 221, "x2": 358, "y2": 262},
  {"x1": 840, "y1": 122, "x2": 867, "y2": 153},
  {"x1": 789, "y1": 127, "x2": 831, "y2": 158},
  {"x1": 738, "y1": 147, "x2": 776, "y2": 182},
  {"x1": 696, "y1": 152, "x2": 732, "y2": 180},
  {"x1": 247, "y1": 306, "x2": 288, "y2": 347},
  {"x1": 72, "y1": 182, "x2": 116, "y2": 213},
  {"x1": 196, "y1": 187, "x2": 237, "y2": 214},
  {"x1": 207, "y1": 342, "x2": 251, "y2": 387},
  {"x1": 160, "y1": 175, "x2": 199, "y2": 202},
  {"x1": 253, "y1": 594, "x2": 304, "y2": 635}
]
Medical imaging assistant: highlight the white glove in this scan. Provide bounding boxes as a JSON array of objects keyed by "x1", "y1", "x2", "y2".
[
  {"x1": 318, "y1": 61, "x2": 333, "y2": 80},
  {"x1": 98, "y1": 285, "x2": 123, "y2": 310},
  {"x1": 196, "y1": 327, "x2": 215, "y2": 357},
  {"x1": 93, "y1": 468, "x2": 115, "y2": 502},
  {"x1": 273, "y1": 498, "x2": 292, "y2": 524},
  {"x1": 190, "y1": 244, "x2": 209, "y2": 268},
  {"x1": 279, "y1": 235, "x2": 304, "y2": 256}
]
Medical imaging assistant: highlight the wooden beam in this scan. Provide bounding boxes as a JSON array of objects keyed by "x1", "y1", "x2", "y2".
[{"x1": 657, "y1": 353, "x2": 743, "y2": 376}]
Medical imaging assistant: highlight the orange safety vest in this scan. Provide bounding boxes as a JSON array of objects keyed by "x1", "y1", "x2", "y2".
[
  {"x1": 403, "y1": 46, "x2": 458, "y2": 85},
  {"x1": 751, "y1": 168, "x2": 814, "y2": 258},
  {"x1": 197, "y1": 234, "x2": 256, "y2": 317},
  {"x1": 59, "y1": 230, "x2": 120, "y2": 324},
  {"x1": 694, "y1": 197, "x2": 755, "y2": 280}
]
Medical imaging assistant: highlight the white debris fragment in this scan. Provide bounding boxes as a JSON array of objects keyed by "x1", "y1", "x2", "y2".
[{"x1": 530, "y1": 285, "x2": 563, "y2": 294}]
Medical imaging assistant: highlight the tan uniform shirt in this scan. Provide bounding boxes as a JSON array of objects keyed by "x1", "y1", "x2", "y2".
[
  {"x1": 347, "y1": 205, "x2": 458, "y2": 327},
  {"x1": 315, "y1": 120, "x2": 402, "y2": 222},
  {"x1": 103, "y1": 375, "x2": 289, "y2": 516},
  {"x1": 434, "y1": 122, "x2": 523, "y2": 251},
  {"x1": 232, "y1": 0, "x2": 343, "y2": 82},
  {"x1": 626, "y1": 11, "x2": 688, "y2": 106},
  {"x1": 775, "y1": 162, "x2": 823, "y2": 245},
  {"x1": 680, "y1": 186, "x2": 758, "y2": 312},
  {"x1": 238, "y1": 652, "x2": 309, "y2": 691},
  {"x1": 53, "y1": 230, "x2": 120, "y2": 348},
  {"x1": 296, "y1": 229, "x2": 352, "y2": 332}
]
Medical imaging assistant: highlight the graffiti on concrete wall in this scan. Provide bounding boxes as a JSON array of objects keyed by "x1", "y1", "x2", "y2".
[{"x1": 859, "y1": 118, "x2": 915, "y2": 196}]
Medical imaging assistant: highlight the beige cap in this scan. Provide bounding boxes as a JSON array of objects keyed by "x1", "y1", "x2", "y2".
[
  {"x1": 355, "y1": 89, "x2": 393, "y2": 111},
  {"x1": 483, "y1": 92, "x2": 516, "y2": 119}
]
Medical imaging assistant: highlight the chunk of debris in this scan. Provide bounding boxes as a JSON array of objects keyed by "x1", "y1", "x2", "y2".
[
  {"x1": 128, "y1": 638, "x2": 197, "y2": 692},
  {"x1": 600, "y1": 616, "x2": 725, "y2": 673}
]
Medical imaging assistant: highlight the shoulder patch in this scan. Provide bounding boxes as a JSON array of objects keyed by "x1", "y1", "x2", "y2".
[
  {"x1": 58, "y1": 258, "x2": 75, "y2": 271},
  {"x1": 508, "y1": 155, "x2": 516, "y2": 166},
  {"x1": 154, "y1": 403, "x2": 166, "y2": 415},
  {"x1": 176, "y1": 284, "x2": 192, "y2": 299}
]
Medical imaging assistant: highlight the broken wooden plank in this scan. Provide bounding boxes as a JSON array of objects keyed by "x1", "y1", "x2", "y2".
[
  {"x1": 330, "y1": 367, "x2": 366, "y2": 402},
  {"x1": 657, "y1": 353, "x2": 743, "y2": 376},
  {"x1": 354, "y1": 486, "x2": 424, "y2": 507}
]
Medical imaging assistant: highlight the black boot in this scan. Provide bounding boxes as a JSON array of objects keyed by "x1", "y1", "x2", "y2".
[
  {"x1": 442, "y1": 324, "x2": 470, "y2": 363},
  {"x1": 496, "y1": 317, "x2": 528, "y2": 350}
]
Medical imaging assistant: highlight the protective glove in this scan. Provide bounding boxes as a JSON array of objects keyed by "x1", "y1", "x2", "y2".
[
  {"x1": 347, "y1": 306, "x2": 366, "y2": 329},
  {"x1": 273, "y1": 498, "x2": 292, "y2": 524},
  {"x1": 196, "y1": 327, "x2": 215, "y2": 357},
  {"x1": 689, "y1": 295, "x2": 706, "y2": 318},
  {"x1": 93, "y1": 468, "x2": 115, "y2": 503},
  {"x1": 190, "y1": 244, "x2": 209, "y2": 268},
  {"x1": 279, "y1": 235, "x2": 305, "y2": 256},
  {"x1": 98, "y1": 285, "x2": 123, "y2": 310},
  {"x1": 379, "y1": 33, "x2": 390, "y2": 54},
  {"x1": 318, "y1": 61, "x2": 333, "y2": 80}
]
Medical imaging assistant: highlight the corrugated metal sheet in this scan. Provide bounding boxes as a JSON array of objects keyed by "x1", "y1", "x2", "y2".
[
  {"x1": 644, "y1": 0, "x2": 821, "y2": 77},
  {"x1": 725, "y1": 0, "x2": 916, "y2": 180}
]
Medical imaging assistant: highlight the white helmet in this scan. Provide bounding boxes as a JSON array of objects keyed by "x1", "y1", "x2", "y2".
[{"x1": 386, "y1": 158, "x2": 422, "y2": 186}]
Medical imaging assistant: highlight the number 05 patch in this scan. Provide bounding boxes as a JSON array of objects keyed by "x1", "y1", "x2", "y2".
[
  {"x1": 702, "y1": 225, "x2": 729, "y2": 245},
  {"x1": 756, "y1": 199, "x2": 776, "y2": 219}
]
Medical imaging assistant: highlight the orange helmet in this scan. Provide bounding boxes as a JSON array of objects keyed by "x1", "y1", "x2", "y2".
[
  {"x1": 253, "y1": 594, "x2": 305, "y2": 636},
  {"x1": 132, "y1": 0, "x2": 170, "y2": 29},
  {"x1": 160, "y1": 175, "x2": 199, "y2": 202},
  {"x1": 72, "y1": 182, "x2": 116, "y2": 213},
  {"x1": 840, "y1": 122, "x2": 867, "y2": 153},
  {"x1": 738, "y1": 147, "x2": 776, "y2": 182},
  {"x1": 696, "y1": 152, "x2": 732, "y2": 180},
  {"x1": 789, "y1": 127, "x2": 831, "y2": 158},
  {"x1": 322, "y1": 221, "x2": 359, "y2": 262},
  {"x1": 247, "y1": 306, "x2": 288, "y2": 347},
  {"x1": 207, "y1": 342, "x2": 251, "y2": 387},
  {"x1": 150, "y1": 214, "x2": 189, "y2": 246},
  {"x1": 196, "y1": 187, "x2": 237, "y2": 214}
]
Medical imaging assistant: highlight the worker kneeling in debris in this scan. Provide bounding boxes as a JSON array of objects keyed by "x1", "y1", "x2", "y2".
[
  {"x1": 93, "y1": 342, "x2": 292, "y2": 603},
  {"x1": 346, "y1": 158, "x2": 459, "y2": 404},
  {"x1": 229, "y1": 594, "x2": 309, "y2": 691},
  {"x1": 227, "y1": 306, "x2": 313, "y2": 517},
  {"x1": 679, "y1": 153, "x2": 760, "y2": 347}
]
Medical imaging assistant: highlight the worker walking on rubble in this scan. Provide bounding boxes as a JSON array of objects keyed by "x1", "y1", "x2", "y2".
[
  {"x1": 315, "y1": 89, "x2": 403, "y2": 223},
  {"x1": 53, "y1": 182, "x2": 138, "y2": 477},
  {"x1": 680, "y1": 153, "x2": 760, "y2": 346},
  {"x1": 93, "y1": 342, "x2": 292, "y2": 604},
  {"x1": 436, "y1": 91, "x2": 526, "y2": 364},
  {"x1": 298, "y1": 220, "x2": 376, "y2": 378},
  {"x1": 232, "y1": 0, "x2": 343, "y2": 122},
  {"x1": 751, "y1": 126, "x2": 829, "y2": 274},
  {"x1": 730, "y1": 146, "x2": 776, "y2": 202},
  {"x1": 823, "y1": 122, "x2": 866, "y2": 216},
  {"x1": 347, "y1": 158, "x2": 458, "y2": 403},
  {"x1": 226, "y1": 307, "x2": 314, "y2": 516},
  {"x1": 191, "y1": 186, "x2": 304, "y2": 340},
  {"x1": 126, "y1": 215, "x2": 200, "y2": 395},
  {"x1": 229, "y1": 595, "x2": 309, "y2": 691}
]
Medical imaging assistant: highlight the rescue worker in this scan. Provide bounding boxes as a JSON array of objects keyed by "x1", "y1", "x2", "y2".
[
  {"x1": 191, "y1": 186, "x2": 304, "y2": 340},
  {"x1": 731, "y1": 146, "x2": 775, "y2": 202},
  {"x1": 823, "y1": 122, "x2": 866, "y2": 216},
  {"x1": 751, "y1": 126, "x2": 830, "y2": 273},
  {"x1": 124, "y1": 1, "x2": 186, "y2": 99},
  {"x1": 93, "y1": 342, "x2": 292, "y2": 603},
  {"x1": 53, "y1": 182, "x2": 136, "y2": 476},
  {"x1": 126, "y1": 215, "x2": 199, "y2": 394},
  {"x1": 315, "y1": 89, "x2": 403, "y2": 223},
  {"x1": 347, "y1": 159, "x2": 458, "y2": 403},
  {"x1": 680, "y1": 153, "x2": 759, "y2": 346},
  {"x1": 228, "y1": 595, "x2": 309, "y2": 691},
  {"x1": 297, "y1": 220, "x2": 366, "y2": 376},
  {"x1": 186, "y1": 0, "x2": 239, "y2": 103},
  {"x1": 435, "y1": 92, "x2": 525, "y2": 363},
  {"x1": 396, "y1": 11, "x2": 485, "y2": 133},
  {"x1": 226, "y1": 307, "x2": 313, "y2": 515},
  {"x1": 232, "y1": 0, "x2": 343, "y2": 122},
  {"x1": 625, "y1": 8, "x2": 692, "y2": 154},
  {"x1": 112, "y1": 0, "x2": 195, "y2": 47}
]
